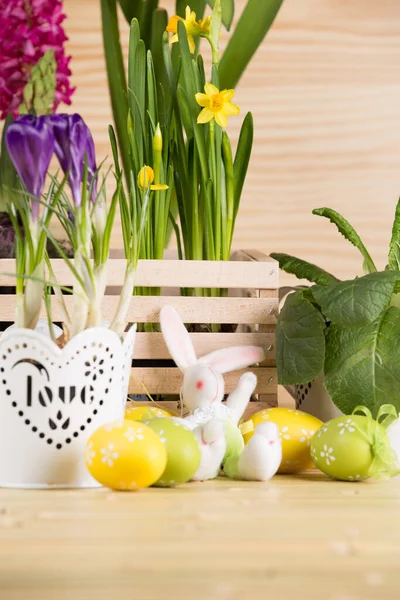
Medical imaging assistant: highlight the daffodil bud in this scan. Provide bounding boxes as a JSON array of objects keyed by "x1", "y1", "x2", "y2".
[
  {"x1": 127, "y1": 111, "x2": 134, "y2": 136},
  {"x1": 137, "y1": 166, "x2": 155, "y2": 190},
  {"x1": 153, "y1": 123, "x2": 163, "y2": 152}
]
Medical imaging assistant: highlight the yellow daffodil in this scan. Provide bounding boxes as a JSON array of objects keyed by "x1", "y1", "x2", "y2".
[
  {"x1": 137, "y1": 166, "x2": 168, "y2": 191},
  {"x1": 166, "y1": 5, "x2": 211, "y2": 54},
  {"x1": 195, "y1": 83, "x2": 240, "y2": 128}
]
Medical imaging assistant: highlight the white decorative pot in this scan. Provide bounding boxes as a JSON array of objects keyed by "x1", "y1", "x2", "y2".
[
  {"x1": 279, "y1": 289, "x2": 342, "y2": 423},
  {"x1": 0, "y1": 325, "x2": 136, "y2": 488},
  {"x1": 290, "y1": 374, "x2": 342, "y2": 422}
]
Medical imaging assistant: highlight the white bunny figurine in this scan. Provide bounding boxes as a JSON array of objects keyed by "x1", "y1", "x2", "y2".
[
  {"x1": 224, "y1": 422, "x2": 282, "y2": 481},
  {"x1": 160, "y1": 305, "x2": 265, "y2": 430},
  {"x1": 191, "y1": 419, "x2": 227, "y2": 481}
]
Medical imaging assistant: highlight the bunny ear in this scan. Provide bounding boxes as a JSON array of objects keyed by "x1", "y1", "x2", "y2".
[
  {"x1": 201, "y1": 346, "x2": 265, "y2": 374},
  {"x1": 160, "y1": 305, "x2": 197, "y2": 371}
]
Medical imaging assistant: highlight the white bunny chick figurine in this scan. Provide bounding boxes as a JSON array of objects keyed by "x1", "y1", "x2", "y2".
[
  {"x1": 160, "y1": 305, "x2": 265, "y2": 430},
  {"x1": 192, "y1": 419, "x2": 226, "y2": 481},
  {"x1": 224, "y1": 422, "x2": 282, "y2": 482}
]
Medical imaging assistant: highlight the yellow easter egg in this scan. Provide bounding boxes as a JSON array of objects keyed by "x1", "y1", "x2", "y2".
[
  {"x1": 86, "y1": 420, "x2": 167, "y2": 490},
  {"x1": 243, "y1": 407, "x2": 323, "y2": 474},
  {"x1": 125, "y1": 403, "x2": 171, "y2": 421}
]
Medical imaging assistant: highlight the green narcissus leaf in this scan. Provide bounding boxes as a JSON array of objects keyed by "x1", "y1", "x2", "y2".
[
  {"x1": 276, "y1": 291, "x2": 326, "y2": 385},
  {"x1": 324, "y1": 307, "x2": 400, "y2": 417},
  {"x1": 270, "y1": 253, "x2": 339, "y2": 286},
  {"x1": 150, "y1": 8, "x2": 169, "y2": 105},
  {"x1": 387, "y1": 197, "x2": 400, "y2": 271},
  {"x1": 312, "y1": 271, "x2": 400, "y2": 328},
  {"x1": 139, "y1": 0, "x2": 159, "y2": 49},
  {"x1": 118, "y1": 0, "x2": 142, "y2": 23},
  {"x1": 233, "y1": 112, "x2": 253, "y2": 223},
  {"x1": 100, "y1": 0, "x2": 130, "y2": 181},
  {"x1": 207, "y1": 0, "x2": 234, "y2": 30},
  {"x1": 219, "y1": 0, "x2": 284, "y2": 89},
  {"x1": 312, "y1": 207, "x2": 377, "y2": 274},
  {"x1": 177, "y1": 22, "x2": 209, "y2": 183}
]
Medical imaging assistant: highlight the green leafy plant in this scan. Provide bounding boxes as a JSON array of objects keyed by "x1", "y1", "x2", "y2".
[
  {"x1": 101, "y1": 0, "x2": 284, "y2": 250},
  {"x1": 108, "y1": 3, "x2": 254, "y2": 309},
  {"x1": 3, "y1": 113, "x2": 149, "y2": 343},
  {"x1": 271, "y1": 202, "x2": 400, "y2": 417},
  {"x1": 163, "y1": 3, "x2": 253, "y2": 267},
  {"x1": 112, "y1": 18, "x2": 173, "y2": 263}
]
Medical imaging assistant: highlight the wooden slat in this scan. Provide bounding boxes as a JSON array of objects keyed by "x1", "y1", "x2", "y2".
[
  {"x1": 129, "y1": 367, "x2": 276, "y2": 394},
  {"x1": 0, "y1": 295, "x2": 278, "y2": 324},
  {"x1": 238, "y1": 250, "x2": 271, "y2": 263},
  {"x1": 0, "y1": 258, "x2": 278, "y2": 289},
  {"x1": 0, "y1": 330, "x2": 275, "y2": 356},
  {"x1": 134, "y1": 332, "x2": 275, "y2": 360},
  {"x1": 126, "y1": 399, "x2": 278, "y2": 417}
]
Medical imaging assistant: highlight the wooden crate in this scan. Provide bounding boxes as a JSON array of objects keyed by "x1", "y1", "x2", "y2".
[{"x1": 0, "y1": 250, "x2": 278, "y2": 414}]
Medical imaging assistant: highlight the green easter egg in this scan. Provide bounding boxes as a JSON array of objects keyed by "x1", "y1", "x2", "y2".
[
  {"x1": 146, "y1": 418, "x2": 201, "y2": 487},
  {"x1": 311, "y1": 415, "x2": 394, "y2": 481},
  {"x1": 223, "y1": 420, "x2": 244, "y2": 463}
]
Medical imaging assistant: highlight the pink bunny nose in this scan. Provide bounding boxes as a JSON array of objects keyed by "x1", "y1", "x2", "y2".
[
  {"x1": 196, "y1": 380, "x2": 204, "y2": 390},
  {"x1": 268, "y1": 440, "x2": 275, "y2": 446}
]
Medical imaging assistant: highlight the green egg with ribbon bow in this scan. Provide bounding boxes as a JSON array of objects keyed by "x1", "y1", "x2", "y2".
[{"x1": 310, "y1": 405, "x2": 400, "y2": 482}]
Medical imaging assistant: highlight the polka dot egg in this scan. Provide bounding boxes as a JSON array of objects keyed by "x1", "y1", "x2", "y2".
[
  {"x1": 85, "y1": 420, "x2": 167, "y2": 490},
  {"x1": 125, "y1": 404, "x2": 171, "y2": 421},
  {"x1": 242, "y1": 407, "x2": 323, "y2": 474}
]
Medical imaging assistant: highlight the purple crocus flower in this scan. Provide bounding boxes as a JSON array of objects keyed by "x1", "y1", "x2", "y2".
[
  {"x1": 5, "y1": 114, "x2": 54, "y2": 220},
  {"x1": 49, "y1": 113, "x2": 97, "y2": 206}
]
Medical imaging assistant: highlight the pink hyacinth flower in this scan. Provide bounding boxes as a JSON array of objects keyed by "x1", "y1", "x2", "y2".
[{"x1": 0, "y1": 0, "x2": 75, "y2": 119}]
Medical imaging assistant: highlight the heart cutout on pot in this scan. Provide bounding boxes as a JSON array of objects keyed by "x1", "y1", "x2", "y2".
[{"x1": 0, "y1": 327, "x2": 134, "y2": 450}]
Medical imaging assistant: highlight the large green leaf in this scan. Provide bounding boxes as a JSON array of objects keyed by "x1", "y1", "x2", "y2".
[
  {"x1": 324, "y1": 307, "x2": 400, "y2": 417},
  {"x1": 312, "y1": 207, "x2": 376, "y2": 274},
  {"x1": 270, "y1": 253, "x2": 339, "y2": 286},
  {"x1": 312, "y1": 271, "x2": 400, "y2": 328},
  {"x1": 219, "y1": 0, "x2": 284, "y2": 89},
  {"x1": 277, "y1": 291, "x2": 326, "y2": 385},
  {"x1": 387, "y1": 197, "x2": 400, "y2": 271}
]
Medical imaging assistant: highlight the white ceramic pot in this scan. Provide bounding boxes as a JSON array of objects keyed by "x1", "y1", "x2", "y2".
[
  {"x1": 279, "y1": 288, "x2": 342, "y2": 423},
  {"x1": 286, "y1": 374, "x2": 342, "y2": 422},
  {"x1": 0, "y1": 325, "x2": 136, "y2": 488}
]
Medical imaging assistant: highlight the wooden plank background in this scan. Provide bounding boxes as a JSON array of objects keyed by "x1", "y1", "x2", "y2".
[{"x1": 3, "y1": 0, "x2": 388, "y2": 286}]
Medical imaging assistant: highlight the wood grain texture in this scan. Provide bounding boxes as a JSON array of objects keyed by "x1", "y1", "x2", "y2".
[
  {"x1": 133, "y1": 331, "x2": 276, "y2": 359},
  {"x1": 0, "y1": 257, "x2": 278, "y2": 288},
  {"x1": 0, "y1": 294, "x2": 278, "y2": 324},
  {"x1": 62, "y1": 0, "x2": 400, "y2": 285},
  {"x1": 1, "y1": 475, "x2": 400, "y2": 599},
  {"x1": 129, "y1": 366, "x2": 276, "y2": 393}
]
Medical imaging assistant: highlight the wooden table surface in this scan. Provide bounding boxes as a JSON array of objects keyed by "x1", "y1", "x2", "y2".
[{"x1": 0, "y1": 474, "x2": 399, "y2": 599}]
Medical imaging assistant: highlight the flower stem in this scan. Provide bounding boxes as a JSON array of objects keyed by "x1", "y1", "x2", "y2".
[
  {"x1": 87, "y1": 262, "x2": 108, "y2": 328},
  {"x1": 110, "y1": 262, "x2": 135, "y2": 337},
  {"x1": 23, "y1": 220, "x2": 43, "y2": 330},
  {"x1": 70, "y1": 247, "x2": 89, "y2": 337}
]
